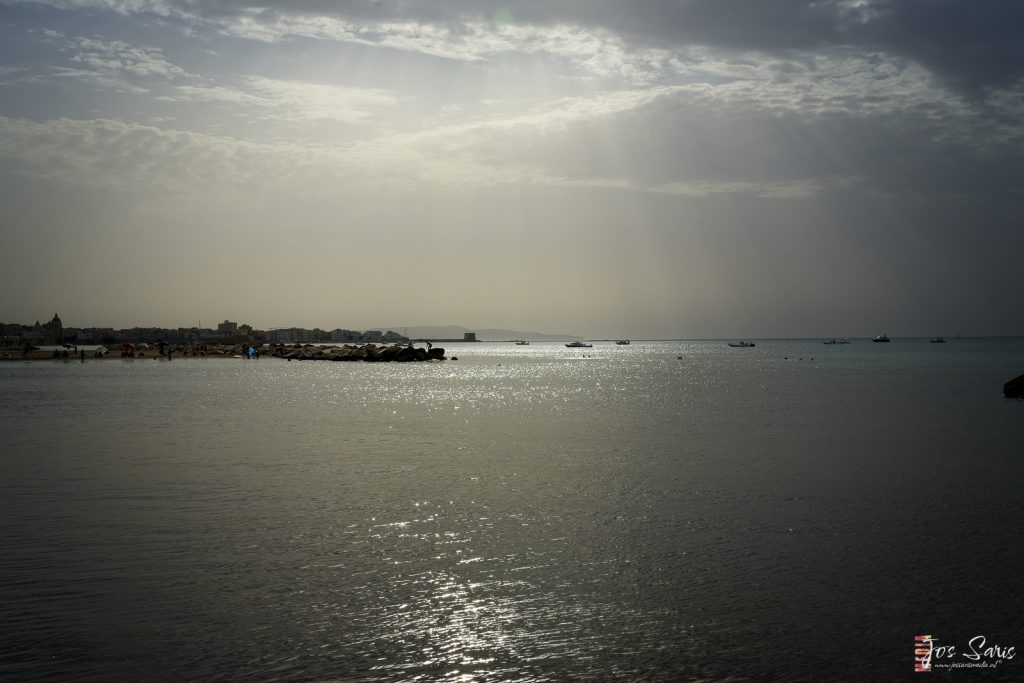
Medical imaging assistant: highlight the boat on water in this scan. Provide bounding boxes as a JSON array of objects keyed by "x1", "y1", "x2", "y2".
[
  {"x1": 565, "y1": 341, "x2": 593, "y2": 348},
  {"x1": 872, "y1": 334, "x2": 890, "y2": 343},
  {"x1": 929, "y1": 337, "x2": 947, "y2": 343},
  {"x1": 728, "y1": 341, "x2": 755, "y2": 347},
  {"x1": 515, "y1": 340, "x2": 530, "y2": 345},
  {"x1": 823, "y1": 338, "x2": 851, "y2": 345},
  {"x1": 616, "y1": 340, "x2": 630, "y2": 345}
]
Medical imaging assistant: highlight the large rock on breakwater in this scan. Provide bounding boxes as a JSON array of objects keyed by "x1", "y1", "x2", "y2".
[
  {"x1": 1005, "y1": 373, "x2": 1024, "y2": 398},
  {"x1": 270, "y1": 343, "x2": 445, "y2": 362}
]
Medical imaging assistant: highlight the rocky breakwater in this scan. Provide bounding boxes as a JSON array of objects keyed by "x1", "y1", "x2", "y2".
[
  {"x1": 1005, "y1": 373, "x2": 1024, "y2": 398},
  {"x1": 271, "y1": 343, "x2": 446, "y2": 362}
]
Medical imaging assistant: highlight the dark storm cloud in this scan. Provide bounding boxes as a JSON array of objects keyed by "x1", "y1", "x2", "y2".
[
  {"x1": 855, "y1": 0, "x2": 1024, "y2": 92},
  {"x1": 142, "y1": 0, "x2": 1024, "y2": 91}
]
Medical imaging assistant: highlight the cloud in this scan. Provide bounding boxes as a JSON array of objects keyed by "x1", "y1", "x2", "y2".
[
  {"x1": 365, "y1": 54, "x2": 1022, "y2": 198},
  {"x1": 67, "y1": 35, "x2": 186, "y2": 78},
  {"x1": 18, "y1": 30, "x2": 190, "y2": 92},
  {"x1": 650, "y1": 179, "x2": 829, "y2": 199},
  {"x1": 2, "y1": 53, "x2": 1022, "y2": 203},
  {"x1": 0, "y1": 65, "x2": 29, "y2": 84},
  {"x1": 854, "y1": 0, "x2": 1024, "y2": 92},
  {"x1": 5, "y1": 0, "x2": 1023, "y2": 91},
  {"x1": 51, "y1": 66, "x2": 151, "y2": 93},
  {"x1": 1, "y1": 2, "x2": 1021, "y2": 202},
  {"x1": 0, "y1": 86, "x2": 683, "y2": 197},
  {"x1": 157, "y1": 83, "x2": 263, "y2": 106},
  {"x1": 160, "y1": 77, "x2": 400, "y2": 125},
  {"x1": 0, "y1": 113, "x2": 497, "y2": 196},
  {"x1": 0, "y1": 116, "x2": 308, "y2": 194}
]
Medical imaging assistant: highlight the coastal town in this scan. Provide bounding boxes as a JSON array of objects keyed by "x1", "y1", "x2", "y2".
[
  {"x1": 0, "y1": 313, "x2": 469, "y2": 362},
  {"x1": 0, "y1": 313, "x2": 411, "y2": 348}
]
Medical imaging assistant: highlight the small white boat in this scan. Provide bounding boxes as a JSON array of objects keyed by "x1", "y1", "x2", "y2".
[
  {"x1": 515, "y1": 340, "x2": 530, "y2": 345},
  {"x1": 728, "y1": 341, "x2": 755, "y2": 347},
  {"x1": 872, "y1": 334, "x2": 890, "y2": 343},
  {"x1": 565, "y1": 341, "x2": 593, "y2": 348},
  {"x1": 929, "y1": 337, "x2": 947, "y2": 343}
]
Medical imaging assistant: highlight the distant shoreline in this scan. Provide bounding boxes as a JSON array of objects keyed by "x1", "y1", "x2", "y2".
[{"x1": 5, "y1": 336, "x2": 1023, "y2": 362}]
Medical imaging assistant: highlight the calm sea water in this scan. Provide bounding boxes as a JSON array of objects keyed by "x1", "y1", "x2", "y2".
[{"x1": 2, "y1": 339, "x2": 1023, "y2": 681}]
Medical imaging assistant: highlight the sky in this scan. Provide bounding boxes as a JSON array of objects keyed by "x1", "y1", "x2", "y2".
[{"x1": 1, "y1": 0, "x2": 1022, "y2": 339}]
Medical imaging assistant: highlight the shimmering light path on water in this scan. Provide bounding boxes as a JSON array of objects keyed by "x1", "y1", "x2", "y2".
[{"x1": 2, "y1": 340, "x2": 1023, "y2": 680}]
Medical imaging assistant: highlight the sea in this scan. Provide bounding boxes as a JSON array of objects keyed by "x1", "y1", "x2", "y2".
[{"x1": 2, "y1": 339, "x2": 1023, "y2": 681}]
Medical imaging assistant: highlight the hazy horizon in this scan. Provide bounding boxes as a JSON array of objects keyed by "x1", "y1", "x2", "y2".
[
  {"x1": 6, "y1": 313, "x2": 1021, "y2": 342},
  {"x1": 2, "y1": 1, "x2": 1022, "y2": 339}
]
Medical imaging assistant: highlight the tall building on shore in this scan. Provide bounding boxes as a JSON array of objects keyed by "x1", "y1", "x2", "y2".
[
  {"x1": 0, "y1": 313, "x2": 63, "y2": 345},
  {"x1": 44, "y1": 314, "x2": 62, "y2": 344}
]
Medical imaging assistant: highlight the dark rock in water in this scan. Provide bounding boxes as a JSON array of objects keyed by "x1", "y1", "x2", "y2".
[
  {"x1": 393, "y1": 346, "x2": 419, "y2": 362},
  {"x1": 1005, "y1": 373, "x2": 1024, "y2": 398},
  {"x1": 270, "y1": 342, "x2": 445, "y2": 363}
]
